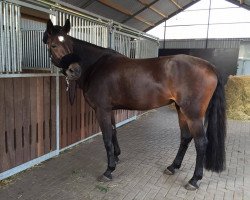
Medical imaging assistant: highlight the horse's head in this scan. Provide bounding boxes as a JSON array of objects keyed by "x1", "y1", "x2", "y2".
[{"x1": 43, "y1": 19, "x2": 81, "y2": 81}]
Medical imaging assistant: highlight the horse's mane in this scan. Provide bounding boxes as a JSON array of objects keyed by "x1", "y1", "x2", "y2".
[{"x1": 71, "y1": 36, "x2": 122, "y2": 56}]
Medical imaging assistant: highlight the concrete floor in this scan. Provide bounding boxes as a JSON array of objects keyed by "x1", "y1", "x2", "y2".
[{"x1": 0, "y1": 107, "x2": 250, "y2": 200}]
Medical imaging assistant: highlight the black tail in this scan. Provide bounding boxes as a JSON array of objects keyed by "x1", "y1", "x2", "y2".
[{"x1": 205, "y1": 73, "x2": 226, "y2": 172}]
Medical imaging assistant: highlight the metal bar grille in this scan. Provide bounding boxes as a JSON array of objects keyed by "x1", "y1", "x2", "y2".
[
  {"x1": 0, "y1": 1, "x2": 21, "y2": 73},
  {"x1": 21, "y1": 18, "x2": 50, "y2": 69},
  {"x1": 57, "y1": 11, "x2": 108, "y2": 48}
]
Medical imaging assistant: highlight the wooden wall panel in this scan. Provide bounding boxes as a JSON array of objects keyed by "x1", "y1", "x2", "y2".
[
  {"x1": 50, "y1": 77, "x2": 57, "y2": 151},
  {"x1": 22, "y1": 78, "x2": 31, "y2": 162},
  {"x1": 30, "y1": 78, "x2": 38, "y2": 160},
  {"x1": 80, "y1": 92, "x2": 85, "y2": 139},
  {"x1": 0, "y1": 76, "x2": 137, "y2": 173},
  {"x1": 0, "y1": 79, "x2": 9, "y2": 172},
  {"x1": 60, "y1": 78, "x2": 67, "y2": 148},
  {"x1": 13, "y1": 78, "x2": 24, "y2": 166},
  {"x1": 37, "y1": 78, "x2": 44, "y2": 157},
  {"x1": 4, "y1": 79, "x2": 16, "y2": 169},
  {"x1": 43, "y1": 77, "x2": 51, "y2": 154}
]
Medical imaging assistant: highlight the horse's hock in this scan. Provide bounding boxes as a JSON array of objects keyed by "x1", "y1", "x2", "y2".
[{"x1": 225, "y1": 75, "x2": 250, "y2": 120}]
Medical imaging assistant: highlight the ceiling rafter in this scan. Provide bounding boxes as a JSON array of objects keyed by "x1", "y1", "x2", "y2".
[
  {"x1": 98, "y1": 0, "x2": 154, "y2": 26},
  {"x1": 170, "y1": 0, "x2": 182, "y2": 9},
  {"x1": 122, "y1": 0, "x2": 160, "y2": 24},
  {"x1": 137, "y1": 0, "x2": 167, "y2": 18}
]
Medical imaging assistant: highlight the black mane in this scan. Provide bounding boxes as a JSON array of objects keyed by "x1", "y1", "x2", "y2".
[{"x1": 71, "y1": 36, "x2": 122, "y2": 57}]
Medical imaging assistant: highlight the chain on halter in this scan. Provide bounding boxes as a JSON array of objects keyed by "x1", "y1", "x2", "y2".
[{"x1": 65, "y1": 76, "x2": 70, "y2": 91}]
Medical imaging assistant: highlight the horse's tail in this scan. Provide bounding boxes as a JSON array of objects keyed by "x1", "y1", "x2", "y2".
[{"x1": 204, "y1": 73, "x2": 226, "y2": 172}]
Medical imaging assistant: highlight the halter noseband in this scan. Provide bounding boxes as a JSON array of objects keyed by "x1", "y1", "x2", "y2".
[{"x1": 50, "y1": 52, "x2": 80, "y2": 91}]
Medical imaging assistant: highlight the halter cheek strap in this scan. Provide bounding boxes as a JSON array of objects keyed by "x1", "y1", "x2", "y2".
[
  {"x1": 58, "y1": 53, "x2": 80, "y2": 94},
  {"x1": 59, "y1": 53, "x2": 80, "y2": 69}
]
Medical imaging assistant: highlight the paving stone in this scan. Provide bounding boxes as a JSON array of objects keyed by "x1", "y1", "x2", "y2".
[{"x1": 0, "y1": 107, "x2": 249, "y2": 200}]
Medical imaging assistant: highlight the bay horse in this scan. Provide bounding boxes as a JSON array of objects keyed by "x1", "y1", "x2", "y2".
[{"x1": 43, "y1": 19, "x2": 226, "y2": 190}]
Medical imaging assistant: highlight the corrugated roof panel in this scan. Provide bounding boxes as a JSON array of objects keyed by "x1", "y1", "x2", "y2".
[
  {"x1": 153, "y1": 0, "x2": 178, "y2": 16},
  {"x1": 160, "y1": 39, "x2": 206, "y2": 49},
  {"x1": 137, "y1": 8, "x2": 163, "y2": 24},
  {"x1": 176, "y1": 0, "x2": 193, "y2": 8},
  {"x1": 139, "y1": 0, "x2": 156, "y2": 4},
  {"x1": 85, "y1": 1, "x2": 128, "y2": 22},
  {"x1": 109, "y1": 0, "x2": 144, "y2": 14},
  {"x1": 226, "y1": 0, "x2": 250, "y2": 10},
  {"x1": 161, "y1": 38, "x2": 250, "y2": 49},
  {"x1": 61, "y1": 0, "x2": 90, "y2": 7},
  {"x1": 124, "y1": 18, "x2": 149, "y2": 31},
  {"x1": 56, "y1": 0, "x2": 200, "y2": 32}
]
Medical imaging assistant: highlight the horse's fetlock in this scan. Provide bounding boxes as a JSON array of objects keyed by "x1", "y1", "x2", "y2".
[{"x1": 108, "y1": 166, "x2": 116, "y2": 172}]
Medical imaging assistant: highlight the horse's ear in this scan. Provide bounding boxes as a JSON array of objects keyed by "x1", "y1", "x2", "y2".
[
  {"x1": 63, "y1": 19, "x2": 70, "y2": 33},
  {"x1": 46, "y1": 19, "x2": 54, "y2": 34},
  {"x1": 42, "y1": 31, "x2": 48, "y2": 44}
]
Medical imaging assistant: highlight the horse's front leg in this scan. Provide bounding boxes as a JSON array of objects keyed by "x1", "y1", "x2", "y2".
[
  {"x1": 96, "y1": 108, "x2": 116, "y2": 181},
  {"x1": 111, "y1": 112, "x2": 121, "y2": 163}
]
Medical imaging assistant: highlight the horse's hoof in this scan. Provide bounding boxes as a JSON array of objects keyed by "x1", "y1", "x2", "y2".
[
  {"x1": 97, "y1": 174, "x2": 112, "y2": 182},
  {"x1": 164, "y1": 167, "x2": 175, "y2": 175},
  {"x1": 184, "y1": 182, "x2": 198, "y2": 191}
]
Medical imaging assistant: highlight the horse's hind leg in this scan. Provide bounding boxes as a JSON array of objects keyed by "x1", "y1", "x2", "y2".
[
  {"x1": 96, "y1": 108, "x2": 116, "y2": 181},
  {"x1": 164, "y1": 104, "x2": 192, "y2": 175},
  {"x1": 185, "y1": 118, "x2": 207, "y2": 190},
  {"x1": 111, "y1": 112, "x2": 121, "y2": 163}
]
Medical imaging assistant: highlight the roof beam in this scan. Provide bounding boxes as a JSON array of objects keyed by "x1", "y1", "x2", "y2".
[
  {"x1": 225, "y1": 0, "x2": 250, "y2": 11},
  {"x1": 170, "y1": 0, "x2": 182, "y2": 9},
  {"x1": 98, "y1": 0, "x2": 154, "y2": 26},
  {"x1": 137, "y1": 0, "x2": 167, "y2": 18},
  {"x1": 122, "y1": 0, "x2": 160, "y2": 24},
  {"x1": 143, "y1": 0, "x2": 200, "y2": 32}
]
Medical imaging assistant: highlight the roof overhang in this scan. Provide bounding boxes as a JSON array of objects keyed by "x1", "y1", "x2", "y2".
[
  {"x1": 59, "y1": 0, "x2": 200, "y2": 32},
  {"x1": 226, "y1": 0, "x2": 250, "y2": 10}
]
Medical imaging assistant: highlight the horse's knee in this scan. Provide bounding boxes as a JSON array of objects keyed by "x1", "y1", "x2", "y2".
[{"x1": 103, "y1": 140, "x2": 113, "y2": 151}]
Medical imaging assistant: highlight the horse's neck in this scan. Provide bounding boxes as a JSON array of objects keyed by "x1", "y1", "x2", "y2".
[{"x1": 72, "y1": 38, "x2": 111, "y2": 68}]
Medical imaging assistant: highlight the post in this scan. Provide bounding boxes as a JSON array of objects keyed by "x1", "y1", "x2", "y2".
[
  {"x1": 205, "y1": 0, "x2": 212, "y2": 49},
  {"x1": 108, "y1": 20, "x2": 115, "y2": 49},
  {"x1": 50, "y1": 13, "x2": 60, "y2": 154}
]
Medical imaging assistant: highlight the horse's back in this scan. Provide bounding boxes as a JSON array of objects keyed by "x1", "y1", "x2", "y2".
[{"x1": 86, "y1": 54, "x2": 218, "y2": 112}]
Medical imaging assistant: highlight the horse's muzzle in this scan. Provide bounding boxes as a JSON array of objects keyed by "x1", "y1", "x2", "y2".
[{"x1": 66, "y1": 63, "x2": 82, "y2": 80}]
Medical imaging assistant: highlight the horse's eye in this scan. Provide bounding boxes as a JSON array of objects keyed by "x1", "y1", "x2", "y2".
[{"x1": 51, "y1": 44, "x2": 57, "y2": 48}]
